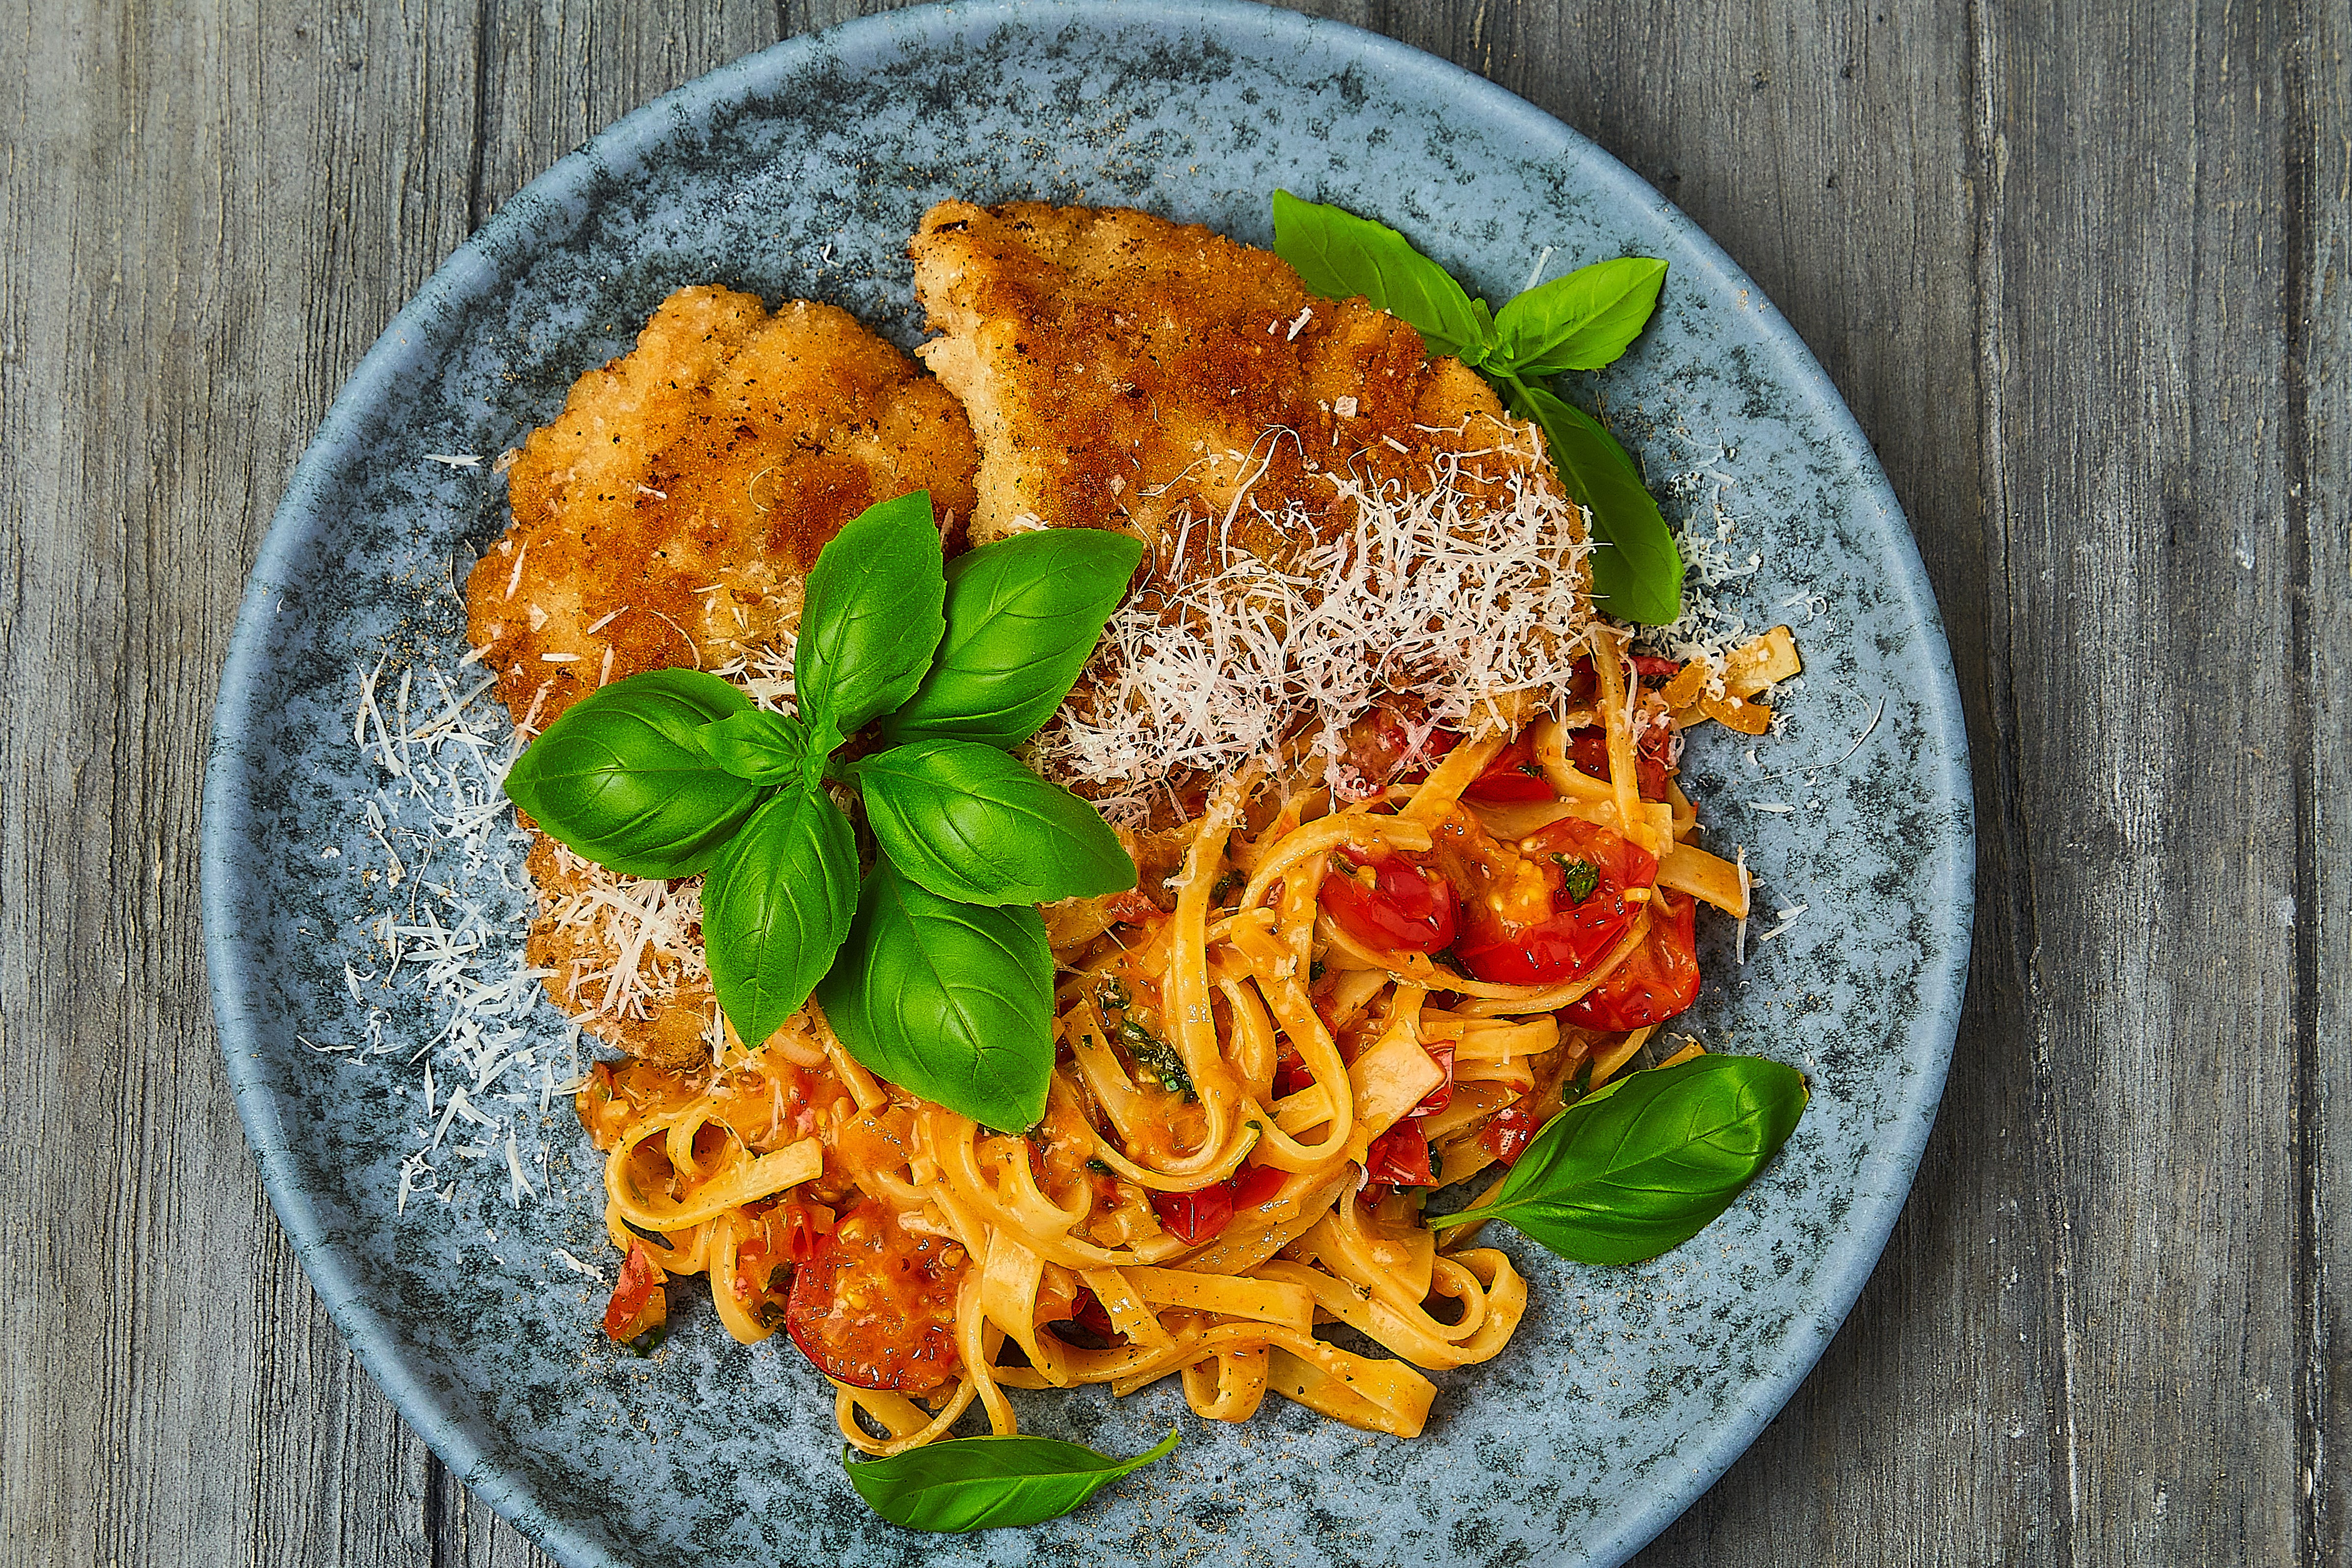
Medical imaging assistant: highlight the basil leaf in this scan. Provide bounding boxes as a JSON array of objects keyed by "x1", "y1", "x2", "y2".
[
  {"x1": 1270, "y1": 189, "x2": 1496, "y2": 364},
  {"x1": 501, "y1": 667, "x2": 759, "y2": 878},
  {"x1": 1505, "y1": 378, "x2": 1684, "y2": 625},
  {"x1": 855, "y1": 739, "x2": 1135, "y2": 906},
  {"x1": 842, "y1": 1429, "x2": 1181, "y2": 1532},
  {"x1": 1492, "y1": 256, "x2": 1669, "y2": 375},
  {"x1": 795, "y1": 490, "x2": 948, "y2": 736},
  {"x1": 1429, "y1": 1055, "x2": 1806, "y2": 1264},
  {"x1": 815, "y1": 860, "x2": 1055, "y2": 1130},
  {"x1": 698, "y1": 709, "x2": 815, "y2": 786},
  {"x1": 883, "y1": 529, "x2": 1144, "y2": 747},
  {"x1": 700, "y1": 779, "x2": 859, "y2": 1051}
]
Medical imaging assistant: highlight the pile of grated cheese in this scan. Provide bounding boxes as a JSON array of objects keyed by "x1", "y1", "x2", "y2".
[
  {"x1": 1033, "y1": 422, "x2": 1594, "y2": 825},
  {"x1": 342, "y1": 651, "x2": 583, "y2": 1214}
]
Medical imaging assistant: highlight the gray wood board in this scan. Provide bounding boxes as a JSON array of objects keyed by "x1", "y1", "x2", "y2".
[{"x1": 0, "y1": 1, "x2": 2339, "y2": 1564}]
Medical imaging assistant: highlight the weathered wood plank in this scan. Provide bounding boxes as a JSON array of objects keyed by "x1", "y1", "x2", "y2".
[
  {"x1": 1977, "y1": 0, "x2": 2306, "y2": 1562},
  {"x1": 474, "y1": 0, "x2": 784, "y2": 220},
  {"x1": 2294, "y1": 1, "x2": 2349, "y2": 1564}
]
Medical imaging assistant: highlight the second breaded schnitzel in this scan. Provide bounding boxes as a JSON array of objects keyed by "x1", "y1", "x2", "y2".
[
  {"x1": 910, "y1": 202, "x2": 1591, "y2": 817},
  {"x1": 466, "y1": 286, "x2": 978, "y2": 1066}
]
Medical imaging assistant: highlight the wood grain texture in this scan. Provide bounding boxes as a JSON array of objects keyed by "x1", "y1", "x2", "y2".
[{"x1": 1, "y1": 1, "x2": 2340, "y2": 1565}]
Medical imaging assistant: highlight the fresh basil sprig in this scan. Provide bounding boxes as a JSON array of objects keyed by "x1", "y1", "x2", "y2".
[
  {"x1": 1270, "y1": 190, "x2": 1684, "y2": 624},
  {"x1": 502, "y1": 491, "x2": 1139, "y2": 1130},
  {"x1": 1493, "y1": 255, "x2": 1669, "y2": 374},
  {"x1": 699, "y1": 781, "x2": 859, "y2": 1054},
  {"x1": 843, "y1": 1429, "x2": 1181, "y2": 1532},
  {"x1": 1428, "y1": 1054, "x2": 1807, "y2": 1264},
  {"x1": 698, "y1": 708, "x2": 816, "y2": 787}
]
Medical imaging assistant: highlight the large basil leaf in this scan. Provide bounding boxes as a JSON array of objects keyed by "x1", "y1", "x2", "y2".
[
  {"x1": 698, "y1": 708, "x2": 816, "y2": 787},
  {"x1": 1505, "y1": 378, "x2": 1684, "y2": 625},
  {"x1": 815, "y1": 861, "x2": 1056, "y2": 1130},
  {"x1": 501, "y1": 667, "x2": 759, "y2": 878},
  {"x1": 1270, "y1": 190, "x2": 1496, "y2": 364},
  {"x1": 699, "y1": 779, "x2": 859, "y2": 1052},
  {"x1": 855, "y1": 740, "x2": 1135, "y2": 906},
  {"x1": 842, "y1": 1429, "x2": 1181, "y2": 1532},
  {"x1": 882, "y1": 529, "x2": 1143, "y2": 747},
  {"x1": 1492, "y1": 256, "x2": 1669, "y2": 374},
  {"x1": 1429, "y1": 1054, "x2": 1806, "y2": 1264},
  {"x1": 794, "y1": 490, "x2": 948, "y2": 738}
]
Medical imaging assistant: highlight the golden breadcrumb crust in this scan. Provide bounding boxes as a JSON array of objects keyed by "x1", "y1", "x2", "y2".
[{"x1": 909, "y1": 200, "x2": 1559, "y2": 580}]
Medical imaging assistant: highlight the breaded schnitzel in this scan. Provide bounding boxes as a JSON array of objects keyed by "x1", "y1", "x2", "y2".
[
  {"x1": 466, "y1": 285, "x2": 978, "y2": 1065},
  {"x1": 467, "y1": 284, "x2": 978, "y2": 730},
  {"x1": 909, "y1": 203, "x2": 1590, "y2": 817}
]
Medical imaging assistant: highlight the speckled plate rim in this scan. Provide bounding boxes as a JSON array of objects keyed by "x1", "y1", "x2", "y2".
[{"x1": 201, "y1": 3, "x2": 1975, "y2": 1564}]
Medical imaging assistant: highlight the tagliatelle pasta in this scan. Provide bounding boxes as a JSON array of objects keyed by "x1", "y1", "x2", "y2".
[{"x1": 571, "y1": 623, "x2": 1787, "y2": 1449}]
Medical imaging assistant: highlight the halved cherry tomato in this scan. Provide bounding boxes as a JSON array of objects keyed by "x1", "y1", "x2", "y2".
[
  {"x1": 1409, "y1": 1041, "x2": 1455, "y2": 1117},
  {"x1": 1563, "y1": 888, "x2": 1701, "y2": 1030},
  {"x1": 784, "y1": 1200, "x2": 964, "y2": 1392},
  {"x1": 1365, "y1": 1119, "x2": 1435, "y2": 1188},
  {"x1": 1453, "y1": 817, "x2": 1658, "y2": 985},
  {"x1": 1464, "y1": 733, "x2": 1557, "y2": 803},
  {"x1": 1479, "y1": 1102, "x2": 1541, "y2": 1166},
  {"x1": 1631, "y1": 654, "x2": 1683, "y2": 680},
  {"x1": 1320, "y1": 850, "x2": 1460, "y2": 953},
  {"x1": 1151, "y1": 1181, "x2": 1236, "y2": 1245},
  {"x1": 1565, "y1": 726, "x2": 1671, "y2": 802},
  {"x1": 730, "y1": 1206, "x2": 819, "y2": 1329},
  {"x1": 601, "y1": 1239, "x2": 667, "y2": 1345}
]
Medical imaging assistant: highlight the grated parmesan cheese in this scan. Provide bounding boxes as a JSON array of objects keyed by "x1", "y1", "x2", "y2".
[
  {"x1": 1035, "y1": 424, "x2": 1592, "y2": 825},
  {"x1": 342, "y1": 651, "x2": 585, "y2": 1216}
]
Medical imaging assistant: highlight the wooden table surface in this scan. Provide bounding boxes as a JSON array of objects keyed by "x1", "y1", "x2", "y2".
[{"x1": 6, "y1": 0, "x2": 2344, "y2": 1563}]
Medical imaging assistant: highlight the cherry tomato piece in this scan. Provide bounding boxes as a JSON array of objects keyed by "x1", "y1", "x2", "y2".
[
  {"x1": 1463, "y1": 734, "x2": 1557, "y2": 803},
  {"x1": 1479, "y1": 1103, "x2": 1541, "y2": 1166},
  {"x1": 1409, "y1": 1041, "x2": 1455, "y2": 1117},
  {"x1": 1273, "y1": 1039, "x2": 1314, "y2": 1099},
  {"x1": 1151, "y1": 1181, "x2": 1237, "y2": 1246},
  {"x1": 1230, "y1": 1162, "x2": 1289, "y2": 1209},
  {"x1": 1631, "y1": 654, "x2": 1684, "y2": 679},
  {"x1": 1067, "y1": 1285, "x2": 1118, "y2": 1341},
  {"x1": 602, "y1": 1239, "x2": 667, "y2": 1344},
  {"x1": 1453, "y1": 818, "x2": 1658, "y2": 985},
  {"x1": 1565, "y1": 727, "x2": 1671, "y2": 802},
  {"x1": 1564, "y1": 888, "x2": 1702, "y2": 1031},
  {"x1": 1342, "y1": 705, "x2": 1459, "y2": 787},
  {"x1": 1320, "y1": 851, "x2": 1460, "y2": 954},
  {"x1": 1365, "y1": 1119, "x2": 1435, "y2": 1188},
  {"x1": 784, "y1": 1201, "x2": 965, "y2": 1393}
]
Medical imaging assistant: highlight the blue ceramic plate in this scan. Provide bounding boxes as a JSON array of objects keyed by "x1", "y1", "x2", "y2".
[{"x1": 201, "y1": 4, "x2": 1973, "y2": 1565}]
